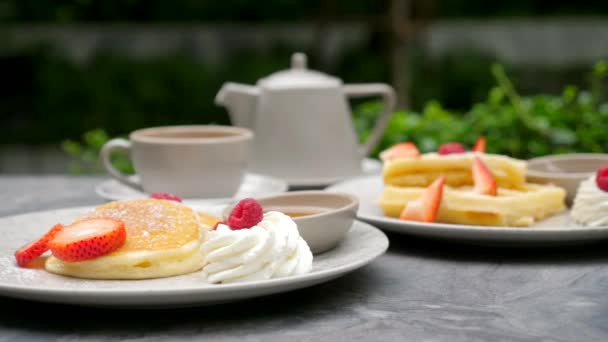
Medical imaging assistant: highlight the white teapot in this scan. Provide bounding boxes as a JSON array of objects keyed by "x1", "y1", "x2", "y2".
[{"x1": 215, "y1": 52, "x2": 395, "y2": 184}]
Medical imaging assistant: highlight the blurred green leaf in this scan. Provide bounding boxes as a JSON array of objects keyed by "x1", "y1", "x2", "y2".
[
  {"x1": 355, "y1": 61, "x2": 608, "y2": 160},
  {"x1": 64, "y1": 61, "x2": 608, "y2": 175},
  {"x1": 61, "y1": 129, "x2": 133, "y2": 174}
]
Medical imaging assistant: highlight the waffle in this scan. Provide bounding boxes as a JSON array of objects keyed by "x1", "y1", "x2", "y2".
[
  {"x1": 383, "y1": 152, "x2": 527, "y2": 189},
  {"x1": 378, "y1": 183, "x2": 566, "y2": 227},
  {"x1": 45, "y1": 199, "x2": 217, "y2": 279}
]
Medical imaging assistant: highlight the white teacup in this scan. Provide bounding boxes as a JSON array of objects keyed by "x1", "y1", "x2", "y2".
[{"x1": 100, "y1": 125, "x2": 253, "y2": 198}]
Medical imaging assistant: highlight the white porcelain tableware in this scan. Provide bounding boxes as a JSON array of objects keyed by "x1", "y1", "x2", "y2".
[
  {"x1": 95, "y1": 173, "x2": 288, "y2": 205},
  {"x1": 215, "y1": 52, "x2": 394, "y2": 183},
  {"x1": 0, "y1": 206, "x2": 388, "y2": 308},
  {"x1": 100, "y1": 125, "x2": 253, "y2": 198},
  {"x1": 527, "y1": 153, "x2": 608, "y2": 204},
  {"x1": 327, "y1": 175, "x2": 608, "y2": 246},
  {"x1": 288, "y1": 158, "x2": 382, "y2": 189},
  {"x1": 224, "y1": 191, "x2": 359, "y2": 254}
]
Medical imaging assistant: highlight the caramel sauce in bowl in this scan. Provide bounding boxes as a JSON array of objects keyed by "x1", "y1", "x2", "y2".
[{"x1": 282, "y1": 211, "x2": 320, "y2": 218}]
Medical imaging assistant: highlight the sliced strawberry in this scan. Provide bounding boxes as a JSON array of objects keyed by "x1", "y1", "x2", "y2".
[
  {"x1": 472, "y1": 156, "x2": 497, "y2": 196},
  {"x1": 49, "y1": 218, "x2": 126, "y2": 262},
  {"x1": 14, "y1": 224, "x2": 63, "y2": 267},
  {"x1": 438, "y1": 142, "x2": 467, "y2": 155},
  {"x1": 380, "y1": 142, "x2": 420, "y2": 161},
  {"x1": 472, "y1": 136, "x2": 486, "y2": 153},
  {"x1": 400, "y1": 176, "x2": 445, "y2": 223}
]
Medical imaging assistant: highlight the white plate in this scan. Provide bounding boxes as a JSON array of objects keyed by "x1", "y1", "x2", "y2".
[
  {"x1": 327, "y1": 175, "x2": 608, "y2": 245},
  {"x1": 0, "y1": 206, "x2": 388, "y2": 308},
  {"x1": 95, "y1": 173, "x2": 288, "y2": 204},
  {"x1": 287, "y1": 158, "x2": 382, "y2": 189}
]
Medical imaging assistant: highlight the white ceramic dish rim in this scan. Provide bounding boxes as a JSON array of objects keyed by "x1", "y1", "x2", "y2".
[
  {"x1": 0, "y1": 249, "x2": 379, "y2": 296},
  {"x1": 129, "y1": 125, "x2": 254, "y2": 145},
  {"x1": 327, "y1": 175, "x2": 608, "y2": 236},
  {"x1": 527, "y1": 153, "x2": 608, "y2": 179},
  {"x1": 0, "y1": 206, "x2": 388, "y2": 297},
  {"x1": 356, "y1": 210, "x2": 608, "y2": 233},
  {"x1": 95, "y1": 173, "x2": 288, "y2": 203},
  {"x1": 252, "y1": 190, "x2": 359, "y2": 221}
]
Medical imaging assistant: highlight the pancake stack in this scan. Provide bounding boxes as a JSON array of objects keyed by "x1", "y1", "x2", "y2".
[{"x1": 45, "y1": 199, "x2": 214, "y2": 279}]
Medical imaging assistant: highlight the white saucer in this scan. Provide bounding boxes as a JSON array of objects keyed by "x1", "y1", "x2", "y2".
[
  {"x1": 287, "y1": 158, "x2": 382, "y2": 189},
  {"x1": 327, "y1": 175, "x2": 608, "y2": 246},
  {"x1": 0, "y1": 206, "x2": 388, "y2": 308},
  {"x1": 95, "y1": 173, "x2": 288, "y2": 204}
]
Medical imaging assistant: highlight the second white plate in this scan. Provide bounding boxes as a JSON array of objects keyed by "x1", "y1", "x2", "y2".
[
  {"x1": 327, "y1": 175, "x2": 608, "y2": 245},
  {"x1": 96, "y1": 173, "x2": 288, "y2": 204}
]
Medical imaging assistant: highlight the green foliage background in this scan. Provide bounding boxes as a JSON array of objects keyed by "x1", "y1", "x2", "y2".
[
  {"x1": 3, "y1": 0, "x2": 608, "y2": 22},
  {"x1": 358, "y1": 62, "x2": 608, "y2": 158},
  {"x1": 2, "y1": 0, "x2": 608, "y2": 174},
  {"x1": 1, "y1": 46, "x2": 595, "y2": 146},
  {"x1": 64, "y1": 61, "x2": 608, "y2": 174}
]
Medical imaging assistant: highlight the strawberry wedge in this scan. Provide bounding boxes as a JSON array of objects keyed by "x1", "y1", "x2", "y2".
[
  {"x1": 472, "y1": 156, "x2": 497, "y2": 196},
  {"x1": 400, "y1": 176, "x2": 446, "y2": 223},
  {"x1": 472, "y1": 136, "x2": 486, "y2": 153},
  {"x1": 380, "y1": 142, "x2": 420, "y2": 161},
  {"x1": 49, "y1": 218, "x2": 127, "y2": 262},
  {"x1": 14, "y1": 224, "x2": 64, "y2": 267}
]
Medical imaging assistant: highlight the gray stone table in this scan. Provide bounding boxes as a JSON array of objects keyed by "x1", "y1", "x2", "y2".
[{"x1": 0, "y1": 175, "x2": 607, "y2": 342}]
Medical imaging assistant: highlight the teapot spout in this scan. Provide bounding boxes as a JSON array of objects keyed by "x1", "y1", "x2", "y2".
[{"x1": 215, "y1": 82, "x2": 260, "y2": 129}]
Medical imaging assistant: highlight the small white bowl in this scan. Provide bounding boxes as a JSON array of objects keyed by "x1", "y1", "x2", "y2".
[
  {"x1": 224, "y1": 191, "x2": 359, "y2": 254},
  {"x1": 527, "y1": 153, "x2": 608, "y2": 204}
]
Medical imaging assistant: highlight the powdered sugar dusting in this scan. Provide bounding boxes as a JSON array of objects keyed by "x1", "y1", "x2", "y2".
[
  {"x1": 80, "y1": 199, "x2": 201, "y2": 251},
  {"x1": 84, "y1": 199, "x2": 187, "y2": 232}
]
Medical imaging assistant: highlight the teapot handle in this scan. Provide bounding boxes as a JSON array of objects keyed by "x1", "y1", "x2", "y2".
[{"x1": 343, "y1": 83, "x2": 396, "y2": 157}]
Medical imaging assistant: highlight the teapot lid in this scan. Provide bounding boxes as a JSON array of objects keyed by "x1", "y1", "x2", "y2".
[{"x1": 258, "y1": 52, "x2": 341, "y2": 89}]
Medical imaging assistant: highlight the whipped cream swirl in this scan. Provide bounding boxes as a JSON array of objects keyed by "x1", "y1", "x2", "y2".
[
  {"x1": 201, "y1": 211, "x2": 313, "y2": 283},
  {"x1": 571, "y1": 176, "x2": 608, "y2": 227}
]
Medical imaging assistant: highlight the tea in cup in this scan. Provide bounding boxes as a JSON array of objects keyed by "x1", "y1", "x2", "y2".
[{"x1": 100, "y1": 125, "x2": 253, "y2": 198}]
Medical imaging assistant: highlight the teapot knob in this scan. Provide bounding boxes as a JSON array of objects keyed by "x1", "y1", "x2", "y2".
[{"x1": 291, "y1": 52, "x2": 307, "y2": 70}]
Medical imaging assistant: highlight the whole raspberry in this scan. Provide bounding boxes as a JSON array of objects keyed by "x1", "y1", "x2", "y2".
[
  {"x1": 596, "y1": 166, "x2": 608, "y2": 192},
  {"x1": 150, "y1": 192, "x2": 182, "y2": 202},
  {"x1": 438, "y1": 142, "x2": 467, "y2": 155},
  {"x1": 227, "y1": 198, "x2": 264, "y2": 230}
]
